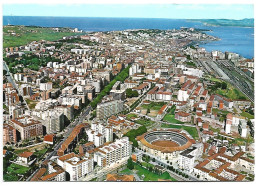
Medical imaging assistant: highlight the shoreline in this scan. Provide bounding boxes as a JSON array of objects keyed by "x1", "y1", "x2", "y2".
[{"x1": 3, "y1": 25, "x2": 254, "y2": 59}]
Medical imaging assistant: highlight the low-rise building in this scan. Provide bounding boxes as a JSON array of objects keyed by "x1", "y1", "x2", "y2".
[
  {"x1": 175, "y1": 111, "x2": 191, "y2": 122},
  {"x1": 17, "y1": 151, "x2": 36, "y2": 166}
]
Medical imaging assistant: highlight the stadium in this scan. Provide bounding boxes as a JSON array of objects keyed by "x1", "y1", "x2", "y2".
[{"x1": 136, "y1": 129, "x2": 195, "y2": 162}]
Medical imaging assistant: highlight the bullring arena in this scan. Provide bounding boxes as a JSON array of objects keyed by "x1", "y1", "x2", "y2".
[
  {"x1": 136, "y1": 129, "x2": 196, "y2": 162},
  {"x1": 152, "y1": 140, "x2": 180, "y2": 147}
]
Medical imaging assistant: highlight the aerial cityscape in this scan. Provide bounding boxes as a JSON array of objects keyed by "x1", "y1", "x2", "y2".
[{"x1": 2, "y1": 4, "x2": 255, "y2": 182}]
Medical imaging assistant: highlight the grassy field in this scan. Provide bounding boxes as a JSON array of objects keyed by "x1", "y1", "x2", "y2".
[
  {"x1": 141, "y1": 162, "x2": 155, "y2": 169},
  {"x1": 240, "y1": 111, "x2": 254, "y2": 119},
  {"x1": 14, "y1": 148, "x2": 29, "y2": 154},
  {"x1": 134, "y1": 163, "x2": 176, "y2": 181},
  {"x1": 186, "y1": 61, "x2": 197, "y2": 67},
  {"x1": 212, "y1": 108, "x2": 230, "y2": 115},
  {"x1": 7, "y1": 163, "x2": 30, "y2": 175},
  {"x1": 163, "y1": 114, "x2": 185, "y2": 124},
  {"x1": 233, "y1": 136, "x2": 254, "y2": 145},
  {"x1": 209, "y1": 77, "x2": 222, "y2": 82},
  {"x1": 161, "y1": 124, "x2": 199, "y2": 140},
  {"x1": 209, "y1": 126, "x2": 221, "y2": 134},
  {"x1": 25, "y1": 98, "x2": 37, "y2": 109},
  {"x1": 120, "y1": 168, "x2": 133, "y2": 175},
  {"x1": 126, "y1": 113, "x2": 138, "y2": 120},
  {"x1": 3, "y1": 25, "x2": 83, "y2": 48},
  {"x1": 163, "y1": 105, "x2": 185, "y2": 124},
  {"x1": 215, "y1": 86, "x2": 247, "y2": 100},
  {"x1": 135, "y1": 119, "x2": 155, "y2": 127},
  {"x1": 207, "y1": 77, "x2": 248, "y2": 100},
  {"x1": 141, "y1": 101, "x2": 166, "y2": 111},
  {"x1": 34, "y1": 148, "x2": 48, "y2": 158}
]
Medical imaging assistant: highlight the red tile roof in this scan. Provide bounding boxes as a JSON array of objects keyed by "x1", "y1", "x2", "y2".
[
  {"x1": 19, "y1": 151, "x2": 34, "y2": 158},
  {"x1": 176, "y1": 111, "x2": 190, "y2": 117},
  {"x1": 44, "y1": 134, "x2": 55, "y2": 143},
  {"x1": 58, "y1": 123, "x2": 89, "y2": 156}
]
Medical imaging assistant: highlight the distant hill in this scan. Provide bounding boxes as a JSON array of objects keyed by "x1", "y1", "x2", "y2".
[{"x1": 188, "y1": 18, "x2": 254, "y2": 27}]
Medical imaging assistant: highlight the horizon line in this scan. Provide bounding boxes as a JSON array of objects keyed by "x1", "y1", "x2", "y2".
[{"x1": 3, "y1": 15, "x2": 254, "y2": 20}]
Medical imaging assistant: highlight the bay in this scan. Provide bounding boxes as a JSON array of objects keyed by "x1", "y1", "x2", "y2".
[{"x1": 3, "y1": 16, "x2": 254, "y2": 58}]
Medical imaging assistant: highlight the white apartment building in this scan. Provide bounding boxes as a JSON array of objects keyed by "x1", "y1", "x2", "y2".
[
  {"x1": 178, "y1": 145, "x2": 203, "y2": 172},
  {"x1": 39, "y1": 82, "x2": 53, "y2": 91},
  {"x1": 94, "y1": 137, "x2": 131, "y2": 167},
  {"x1": 177, "y1": 89, "x2": 189, "y2": 101},
  {"x1": 232, "y1": 115, "x2": 241, "y2": 126},
  {"x1": 86, "y1": 129, "x2": 104, "y2": 147},
  {"x1": 46, "y1": 111, "x2": 65, "y2": 134},
  {"x1": 91, "y1": 122, "x2": 113, "y2": 142},
  {"x1": 32, "y1": 108, "x2": 65, "y2": 134},
  {"x1": 58, "y1": 95, "x2": 82, "y2": 107},
  {"x1": 34, "y1": 99, "x2": 59, "y2": 111},
  {"x1": 225, "y1": 123, "x2": 231, "y2": 134},
  {"x1": 14, "y1": 73, "x2": 24, "y2": 82},
  {"x1": 57, "y1": 153, "x2": 94, "y2": 181},
  {"x1": 129, "y1": 63, "x2": 141, "y2": 76},
  {"x1": 46, "y1": 161, "x2": 66, "y2": 181},
  {"x1": 238, "y1": 120, "x2": 248, "y2": 138},
  {"x1": 183, "y1": 68, "x2": 204, "y2": 78}
]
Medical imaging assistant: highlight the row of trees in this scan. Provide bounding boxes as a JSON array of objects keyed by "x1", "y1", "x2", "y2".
[
  {"x1": 127, "y1": 158, "x2": 134, "y2": 170},
  {"x1": 167, "y1": 166, "x2": 189, "y2": 179},
  {"x1": 126, "y1": 88, "x2": 138, "y2": 98},
  {"x1": 142, "y1": 154, "x2": 150, "y2": 163},
  {"x1": 247, "y1": 120, "x2": 254, "y2": 138},
  {"x1": 124, "y1": 125, "x2": 147, "y2": 147},
  {"x1": 90, "y1": 66, "x2": 130, "y2": 109}
]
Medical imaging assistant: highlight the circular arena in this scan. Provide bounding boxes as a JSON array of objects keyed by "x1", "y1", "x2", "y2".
[{"x1": 136, "y1": 129, "x2": 194, "y2": 154}]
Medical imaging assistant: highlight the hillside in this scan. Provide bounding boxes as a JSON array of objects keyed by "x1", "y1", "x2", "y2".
[
  {"x1": 3, "y1": 25, "x2": 84, "y2": 48},
  {"x1": 189, "y1": 18, "x2": 254, "y2": 27}
]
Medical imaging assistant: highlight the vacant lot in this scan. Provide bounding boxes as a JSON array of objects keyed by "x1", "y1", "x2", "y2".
[{"x1": 141, "y1": 101, "x2": 166, "y2": 111}]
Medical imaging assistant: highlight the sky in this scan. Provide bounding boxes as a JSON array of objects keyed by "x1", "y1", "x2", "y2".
[{"x1": 3, "y1": 4, "x2": 254, "y2": 19}]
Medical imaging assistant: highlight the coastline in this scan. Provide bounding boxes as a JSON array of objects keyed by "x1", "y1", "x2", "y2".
[{"x1": 3, "y1": 23, "x2": 254, "y2": 59}]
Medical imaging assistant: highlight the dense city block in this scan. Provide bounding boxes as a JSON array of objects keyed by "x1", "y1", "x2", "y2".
[{"x1": 3, "y1": 25, "x2": 254, "y2": 182}]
